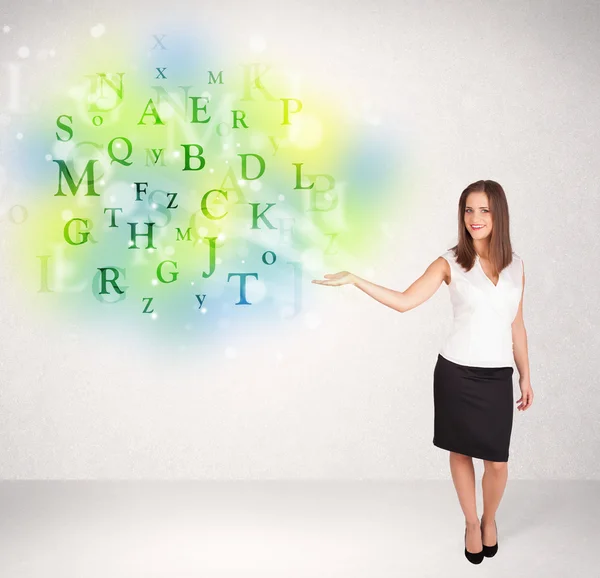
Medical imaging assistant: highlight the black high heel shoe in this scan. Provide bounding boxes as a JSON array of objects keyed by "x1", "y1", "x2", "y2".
[
  {"x1": 481, "y1": 519, "x2": 498, "y2": 557},
  {"x1": 464, "y1": 525, "x2": 484, "y2": 564}
]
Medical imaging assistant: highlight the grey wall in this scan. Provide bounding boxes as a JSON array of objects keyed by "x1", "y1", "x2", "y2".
[{"x1": 0, "y1": 0, "x2": 597, "y2": 479}]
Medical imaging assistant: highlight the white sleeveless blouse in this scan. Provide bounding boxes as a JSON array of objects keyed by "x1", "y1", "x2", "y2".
[{"x1": 439, "y1": 249, "x2": 524, "y2": 368}]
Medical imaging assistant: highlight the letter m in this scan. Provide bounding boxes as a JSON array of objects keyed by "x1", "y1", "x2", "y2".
[
  {"x1": 208, "y1": 70, "x2": 223, "y2": 84},
  {"x1": 53, "y1": 159, "x2": 100, "y2": 196}
]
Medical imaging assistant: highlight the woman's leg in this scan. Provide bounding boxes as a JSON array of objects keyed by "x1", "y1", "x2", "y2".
[
  {"x1": 449, "y1": 451, "x2": 482, "y2": 552},
  {"x1": 481, "y1": 460, "x2": 508, "y2": 545}
]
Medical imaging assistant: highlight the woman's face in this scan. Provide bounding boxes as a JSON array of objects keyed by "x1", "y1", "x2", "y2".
[{"x1": 464, "y1": 192, "x2": 492, "y2": 239}]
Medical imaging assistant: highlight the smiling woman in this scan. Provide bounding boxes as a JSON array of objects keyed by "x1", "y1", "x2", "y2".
[{"x1": 312, "y1": 178, "x2": 534, "y2": 564}]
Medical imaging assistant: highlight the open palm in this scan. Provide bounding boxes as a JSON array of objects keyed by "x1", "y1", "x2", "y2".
[{"x1": 312, "y1": 271, "x2": 356, "y2": 286}]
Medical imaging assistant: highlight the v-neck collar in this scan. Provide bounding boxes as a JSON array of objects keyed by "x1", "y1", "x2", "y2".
[{"x1": 475, "y1": 254, "x2": 501, "y2": 288}]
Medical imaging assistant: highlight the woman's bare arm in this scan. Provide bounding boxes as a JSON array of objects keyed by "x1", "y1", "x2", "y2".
[
  {"x1": 512, "y1": 264, "x2": 531, "y2": 380},
  {"x1": 512, "y1": 261, "x2": 534, "y2": 410},
  {"x1": 352, "y1": 257, "x2": 449, "y2": 313}
]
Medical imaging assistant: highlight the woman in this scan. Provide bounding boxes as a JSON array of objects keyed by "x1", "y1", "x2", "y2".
[{"x1": 312, "y1": 179, "x2": 534, "y2": 564}]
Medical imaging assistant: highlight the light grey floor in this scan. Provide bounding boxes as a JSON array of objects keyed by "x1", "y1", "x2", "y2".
[{"x1": 0, "y1": 480, "x2": 594, "y2": 577}]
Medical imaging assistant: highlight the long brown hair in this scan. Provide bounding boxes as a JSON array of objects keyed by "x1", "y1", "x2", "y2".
[{"x1": 448, "y1": 180, "x2": 513, "y2": 274}]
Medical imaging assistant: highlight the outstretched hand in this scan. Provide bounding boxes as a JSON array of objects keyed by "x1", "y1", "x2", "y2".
[{"x1": 312, "y1": 271, "x2": 356, "y2": 286}]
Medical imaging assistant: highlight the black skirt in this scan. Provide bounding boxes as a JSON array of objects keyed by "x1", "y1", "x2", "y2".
[{"x1": 433, "y1": 353, "x2": 514, "y2": 462}]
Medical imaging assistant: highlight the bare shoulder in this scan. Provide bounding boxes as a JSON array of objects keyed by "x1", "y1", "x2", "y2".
[{"x1": 433, "y1": 255, "x2": 451, "y2": 285}]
